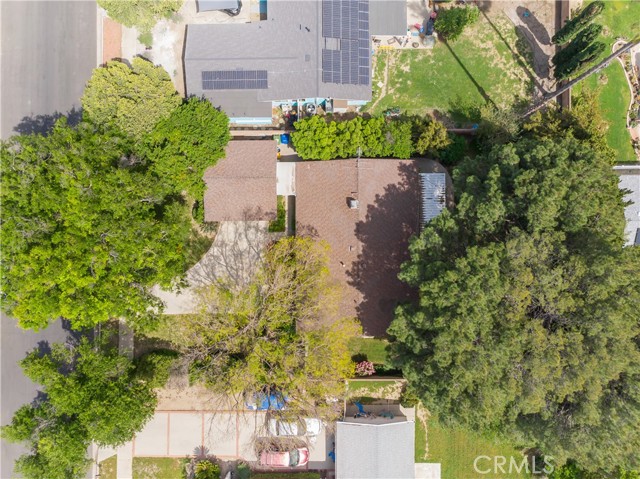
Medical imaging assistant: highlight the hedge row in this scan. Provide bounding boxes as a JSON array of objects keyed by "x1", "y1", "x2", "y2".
[
  {"x1": 555, "y1": 41, "x2": 606, "y2": 80},
  {"x1": 291, "y1": 115, "x2": 413, "y2": 160},
  {"x1": 552, "y1": 0, "x2": 604, "y2": 45}
]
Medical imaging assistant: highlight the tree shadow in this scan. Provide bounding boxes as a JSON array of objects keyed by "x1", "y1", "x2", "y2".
[
  {"x1": 479, "y1": 9, "x2": 547, "y2": 94},
  {"x1": 515, "y1": 25, "x2": 550, "y2": 81},
  {"x1": 442, "y1": 40, "x2": 496, "y2": 108},
  {"x1": 12, "y1": 107, "x2": 83, "y2": 136},
  {"x1": 346, "y1": 162, "x2": 422, "y2": 338},
  {"x1": 516, "y1": 6, "x2": 551, "y2": 46}
]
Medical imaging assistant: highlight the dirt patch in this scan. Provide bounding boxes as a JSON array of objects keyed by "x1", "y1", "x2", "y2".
[{"x1": 416, "y1": 403, "x2": 430, "y2": 459}]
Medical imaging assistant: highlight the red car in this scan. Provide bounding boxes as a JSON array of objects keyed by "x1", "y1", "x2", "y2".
[{"x1": 259, "y1": 447, "x2": 309, "y2": 468}]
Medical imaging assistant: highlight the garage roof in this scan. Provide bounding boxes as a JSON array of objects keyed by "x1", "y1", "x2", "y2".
[
  {"x1": 203, "y1": 140, "x2": 277, "y2": 222},
  {"x1": 336, "y1": 421, "x2": 415, "y2": 479}
]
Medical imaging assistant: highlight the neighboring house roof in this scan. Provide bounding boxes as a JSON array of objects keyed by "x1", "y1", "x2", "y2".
[
  {"x1": 369, "y1": 0, "x2": 408, "y2": 36},
  {"x1": 336, "y1": 421, "x2": 415, "y2": 479},
  {"x1": 203, "y1": 140, "x2": 277, "y2": 222},
  {"x1": 615, "y1": 165, "x2": 640, "y2": 246},
  {"x1": 295, "y1": 158, "x2": 422, "y2": 336},
  {"x1": 183, "y1": 0, "x2": 371, "y2": 118}
]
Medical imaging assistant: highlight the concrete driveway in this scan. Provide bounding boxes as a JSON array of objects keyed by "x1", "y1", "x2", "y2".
[
  {"x1": 153, "y1": 221, "x2": 273, "y2": 314},
  {"x1": 99, "y1": 408, "x2": 333, "y2": 478}
]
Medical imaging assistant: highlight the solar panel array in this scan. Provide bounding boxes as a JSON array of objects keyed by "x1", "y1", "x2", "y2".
[
  {"x1": 202, "y1": 70, "x2": 268, "y2": 90},
  {"x1": 321, "y1": 0, "x2": 369, "y2": 85}
]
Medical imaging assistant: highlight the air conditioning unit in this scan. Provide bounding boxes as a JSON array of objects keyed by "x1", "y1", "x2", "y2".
[{"x1": 348, "y1": 198, "x2": 359, "y2": 209}]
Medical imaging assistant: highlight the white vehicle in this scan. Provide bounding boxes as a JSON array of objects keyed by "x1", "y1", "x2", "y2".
[{"x1": 267, "y1": 418, "x2": 322, "y2": 437}]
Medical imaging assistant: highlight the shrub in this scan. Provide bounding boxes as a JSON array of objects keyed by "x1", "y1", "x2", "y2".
[
  {"x1": 552, "y1": 23, "x2": 603, "y2": 67},
  {"x1": 194, "y1": 460, "x2": 220, "y2": 479},
  {"x1": 434, "y1": 6, "x2": 480, "y2": 41},
  {"x1": 400, "y1": 385, "x2": 420, "y2": 408},
  {"x1": 414, "y1": 119, "x2": 451, "y2": 156},
  {"x1": 439, "y1": 133, "x2": 467, "y2": 165},
  {"x1": 555, "y1": 41, "x2": 606, "y2": 80},
  {"x1": 355, "y1": 361, "x2": 376, "y2": 376},
  {"x1": 552, "y1": 0, "x2": 604, "y2": 45},
  {"x1": 134, "y1": 350, "x2": 179, "y2": 388},
  {"x1": 268, "y1": 196, "x2": 286, "y2": 233},
  {"x1": 98, "y1": 0, "x2": 184, "y2": 33}
]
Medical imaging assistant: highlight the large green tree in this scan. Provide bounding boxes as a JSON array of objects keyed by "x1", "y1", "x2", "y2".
[
  {"x1": 389, "y1": 102, "x2": 640, "y2": 473},
  {"x1": 176, "y1": 237, "x2": 361, "y2": 421},
  {"x1": 0, "y1": 120, "x2": 193, "y2": 331},
  {"x1": 81, "y1": 58, "x2": 181, "y2": 139},
  {"x1": 1, "y1": 337, "x2": 174, "y2": 479},
  {"x1": 144, "y1": 97, "x2": 231, "y2": 202}
]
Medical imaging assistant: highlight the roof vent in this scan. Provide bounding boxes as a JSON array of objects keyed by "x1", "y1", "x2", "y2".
[{"x1": 348, "y1": 198, "x2": 359, "y2": 209}]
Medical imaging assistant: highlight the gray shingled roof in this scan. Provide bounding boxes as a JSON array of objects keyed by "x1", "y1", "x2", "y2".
[
  {"x1": 370, "y1": 0, "x2": 408, "y2": 36},
  {"x1": 336, "y1": 421, "x2": 415, "y2": 479},
  {"x1": 184, "y1": 0, "x2": 371, "y2": 117},
  {"x1": 615, "y1": 165, "x2": 640, "y2": 246}
]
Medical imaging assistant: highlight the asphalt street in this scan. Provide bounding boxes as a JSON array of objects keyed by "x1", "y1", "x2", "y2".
[
  {"x1": 1, "y1": 1, "x2": 97, "y2": 476},
  {"x1": 1, "y1": 314, "x2": 71, "y2": 478},
  {"x1": 0, "y1": 0, "x2": 97, "y2": 139}
]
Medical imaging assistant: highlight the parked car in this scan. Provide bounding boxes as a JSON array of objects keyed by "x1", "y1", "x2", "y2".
[
  {"x1": 259, "y1": 447, "x2": 310, "y2": 468},
  {"x1": 267, "y1": 418, "x2": 322, "y2": 437},
  {"x1": 245, "y1": 391, "x2": 288, "y2": 411}
]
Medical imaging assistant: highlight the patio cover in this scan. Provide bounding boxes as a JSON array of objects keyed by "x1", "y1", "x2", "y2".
[{"x1": 336, "y1": 421, "x2": 415, "y2": 479}]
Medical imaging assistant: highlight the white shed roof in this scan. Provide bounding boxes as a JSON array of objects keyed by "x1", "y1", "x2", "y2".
[{"x1": 336, "y1": 421, "x2": 415, "y2": 479}]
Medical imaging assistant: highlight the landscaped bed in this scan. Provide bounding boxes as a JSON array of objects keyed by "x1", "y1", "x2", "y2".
[
  {"x1": 572, "y1": 0, "x2": 640, "y2": 163},
  {"x1": 363, "y1": 10, "x2": 534, "y2": 121},
  {"x1": 99, "y1": 456, "x2": 117, "y2": 479}
]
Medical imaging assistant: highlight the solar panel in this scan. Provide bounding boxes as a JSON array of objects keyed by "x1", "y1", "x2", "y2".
[
  {"x1": 201, "y1": 70, "x2": 268, "y2": 90},
  {"x1": 321, "y1": 0, "x2": 370, "y2": 86}
]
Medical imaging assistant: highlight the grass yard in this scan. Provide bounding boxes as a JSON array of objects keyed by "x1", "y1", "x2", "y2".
[
  {"x1": 572, "y1": 1, "x2": 640, "y2": 162},
  {"x1": 348, "y1": 337, "x2": 390, "y2": 364},
  {"x1": 417, "y1": 417, "x2": 533, "y2": 479},
  {"x1": 132, "y1": 457, "x2": 184, "y2": 479},
  {"x1": 99, "y1": 456, "x2": 117, "y2": 479},
  {"x1": 364, "y1": 10, "x2": 534, "y2": 121}
]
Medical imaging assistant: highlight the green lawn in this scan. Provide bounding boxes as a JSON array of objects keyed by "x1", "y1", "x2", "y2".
[
  {"x1": 99, "y1": 456, "x2": 117, "y2": 479},
  {"x1": 348, "y1": 337, "x2": 390, "y2": 364},
  {"x1": 363, "y1": 10, "x2": 534, "y2": 121},
  {"x1": 132, "y1": 457, "x2": 184, "y2": 479},
  {"x1": 572, "y1": 1, "x2": 640, "y2": 162},
  {"x1": 417, "y1": 417, "x2": 532, "y2": 479}
]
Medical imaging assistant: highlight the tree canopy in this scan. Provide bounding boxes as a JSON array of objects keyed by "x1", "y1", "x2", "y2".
[
  {"x1": 389, "y1": 101, "x2": 640, "y2": 473},
  {"x1": 81, "y1": 58, "x2": 181, "y2": 139},
  {"x1": 0, "y1": 120, "x2": 195, "y2": 331},
  {"x1": 97, "y1": 0, "x2": 183, "y2": 33},
  {"x1": 144, "y1": 97, "x2": 231, "y2": 201},
  {"x1": 1, "y1": 337, "x2": 174, "y2": 479},
  {"x1": 176, "y1": 237, "x2": 361, "y2": 421}
]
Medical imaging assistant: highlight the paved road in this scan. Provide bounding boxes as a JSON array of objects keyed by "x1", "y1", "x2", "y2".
[
  {"x1": 0, "y1": 0, "x2": 97, "y2": 139},
  {"x1": 1, "y1": 314, "x2": 71, "y2": 478},
  {"x1": 1, "y1": 2, "x2": 96, "y2": 475}
]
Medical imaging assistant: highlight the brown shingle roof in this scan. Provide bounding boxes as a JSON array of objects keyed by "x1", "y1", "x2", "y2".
[
  {"x1": 204, "y1": 140, "x2": 277, "y2": 222},
  {"x1": 296, "y1": 159, "x2": 422, "y2": 336}
]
